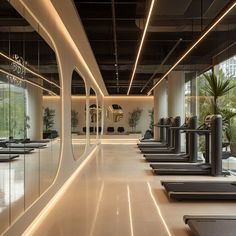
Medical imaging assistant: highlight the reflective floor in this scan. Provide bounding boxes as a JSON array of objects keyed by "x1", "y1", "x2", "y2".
[
  {"x1": 0, "y1": 140, "x2": 60, "y2": 234},
  {"x1": 28, "y1": 144, "x2": 236, "y2": 236}
]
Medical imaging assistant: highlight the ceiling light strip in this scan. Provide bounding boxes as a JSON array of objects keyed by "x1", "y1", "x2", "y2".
[
  {"x1": 0, "y1": 52, "x2": 61, "y2": 89},
  {"x1": 147, "y1": 0, "x2": 236, "y2": 95},
  {"x1": 127, "y1": 0, "x2": 156, "y2": 95},
  {"x1": 0, "y1": 68, "x2": 58, "y2": 96}
]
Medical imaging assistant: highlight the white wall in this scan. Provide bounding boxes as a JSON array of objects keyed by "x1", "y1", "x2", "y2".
[
  {"x1": 42, "y1": 96, "x2": 154, "y2": 136},
  {"x1": 104, "y1": 97, "x2": 153, "y2": 135}
]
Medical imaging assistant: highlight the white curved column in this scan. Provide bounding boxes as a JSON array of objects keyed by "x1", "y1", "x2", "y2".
[{"x1": 153, "y1": 78, "x2": 168, "y2": 139}]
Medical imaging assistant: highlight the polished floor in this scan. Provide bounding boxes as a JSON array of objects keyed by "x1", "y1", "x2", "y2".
[
  {"x1": 28, "y1": 143, "x2": 236, "y2": 236},
  {"x1": 0, "y1": 140, "x2": 60, "y2": 234}
]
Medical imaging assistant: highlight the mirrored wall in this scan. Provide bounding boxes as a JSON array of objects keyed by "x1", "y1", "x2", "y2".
[
  {"x1": 97, "y1": 99, "x2": 102, "y2": 137},
  {"x1": 71, "y1": 70, "x2": 86, "y2": 160},
  {"x1": 0, "y1": 1, "x2": 61, "y2": 233},
  {"x1": 106, "y1": 104, "x2": 124, "y2": 123},
  {"x1": 89, "y1": 87, "x2": 98, "y2": 145}
]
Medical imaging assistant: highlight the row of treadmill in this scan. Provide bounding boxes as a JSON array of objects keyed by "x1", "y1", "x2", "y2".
[
  {"x1": 138, "y1": 115, "x2": 236, "y2": 236},
  {"x1": 0, "y1": 138, "x2": 50, "y2": 162}
]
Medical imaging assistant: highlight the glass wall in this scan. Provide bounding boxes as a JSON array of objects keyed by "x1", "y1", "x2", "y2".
[
  {"x1": 218, "y1": 57, "x2": 236, "y2": 173},
  {"x1": 0, "y1": 0, "x2": 61, "y2": 233}
]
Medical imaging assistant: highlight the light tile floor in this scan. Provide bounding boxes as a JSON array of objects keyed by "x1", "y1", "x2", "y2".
[{"x1": 30, "y1": 144, "x2": 236, "y2": 236}]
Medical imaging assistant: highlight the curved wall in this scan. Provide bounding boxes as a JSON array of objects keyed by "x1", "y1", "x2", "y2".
[{"x1": 4, "y1": 0, "x2": 106, "y2": 235}]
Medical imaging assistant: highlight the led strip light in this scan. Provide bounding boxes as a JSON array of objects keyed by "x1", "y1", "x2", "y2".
[
  {"x1": 127, "y1": 0, "x2": 156, "y2": 95},
  {"x1": 0, "y1": 68, "x2": 58, "y2": 96},
  {"x1": 0, "y1": 52, "x2": 61, "y2": 89},
  {"x1": 147, "y1": 0, "x2": 236, "y2": 95}
]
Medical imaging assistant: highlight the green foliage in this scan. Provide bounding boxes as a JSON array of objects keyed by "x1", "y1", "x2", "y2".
[
  {"x1": 203, "y1": 70, "x2": 235, "y2": 114},
  {"x1": 128, "y1": 108, "x2": 143, "y2": 132},
  {"x1": 0, "y1": 85, "x2": 26, "y2": 138},
  {"x1": 71, "y1": 109, "x2": 79, "y2": 132},
  {"x1": 43, "y1": 107, "x2": 55, "y2": 131},
  {"x1": 199, "y1": 70, "x2": 236, "y2": 148},
  {"x1": 148, "y1": 109, "x2": 154, "y2": 130}
]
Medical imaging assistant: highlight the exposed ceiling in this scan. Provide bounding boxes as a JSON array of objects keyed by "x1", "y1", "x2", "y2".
[
  {"x1": 0, "y1": 0, "x2": 236, "y2": 96},
  {"x1": 74, "y1": 0, "x2": 236, "y2": 95},
  {"x1": 0, "y1": 0, "x2": 60, "y2": 95}
]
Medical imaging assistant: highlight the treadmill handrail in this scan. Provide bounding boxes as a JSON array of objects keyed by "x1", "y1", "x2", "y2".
[
  {"x1": 154, "y1": 124, "x2": 171, "y2": 127},
  {"x1": 170, "y1": 126, "x2": 188, "y2": 130},
  {"x1": 184, "y1": 129, "x2": 210, "y2": 134}
]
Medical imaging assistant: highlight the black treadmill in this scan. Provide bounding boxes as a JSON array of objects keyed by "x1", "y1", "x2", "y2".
[
  {"x1": 162, "y1": 181, "x2": 236, "y2": 200},
  {"x1": 138, "y1": 117, "x2": 168, "y2": 148},
  {"x1": 140, "y1": 116, "x2": 182, "y2": 154},
  {"x1": 146, "y1": 116, "x2": 199, "y2": 163},
  {"x1": 184, "y1": 215, "x2": 236, "y2": 236},
  {"x1": 21, "y1": 139, "x2": 50, "y2": 143},
  {"x1": 152, "y1": 115, "x2": 228, "y2": 176},
  {"x1": 138, "y1": 118, "x2": 165, "y2": 144},
  {"x1": 0, "y1": 148, "x2": 34, "y2": 154},
  {"x1": 6, "y1": 142, "x2": 47, "y2": 148},
  {"x1": 0, "y1": 154, "x2": 19, "y2": 162}
]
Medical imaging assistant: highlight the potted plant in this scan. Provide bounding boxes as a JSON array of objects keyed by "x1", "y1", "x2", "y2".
[
  {"x1": 71, "y1": 109, "x2": 79, "y2": 133},
  {"x1": 43, "y1": 107, "x2": 57, "y2": 138},
  {"x1": 128, "y1": 108, "x2": 142, "y2": 133},
  {"x1": 200, "y1": 70, "x2": 236, "y2": 155},
  {"x1": 148, "y1": 109, "x2": 154, "y2": 131}
]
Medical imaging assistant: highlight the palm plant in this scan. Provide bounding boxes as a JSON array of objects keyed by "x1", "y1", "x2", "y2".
[
  {"x1": 203, "y1": 70, "x2": 235, "y2": 114},
  {"x1": 203, "y1": 70, "x2": 236, "y2": 142}
]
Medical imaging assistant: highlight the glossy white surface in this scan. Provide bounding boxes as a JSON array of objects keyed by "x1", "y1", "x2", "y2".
[
  {"x1": 0, "y1": 140, "x2": 60, "y2": 234},
  {"x1": 27, "y1": 144, "x2": 236, "y2": 236}
]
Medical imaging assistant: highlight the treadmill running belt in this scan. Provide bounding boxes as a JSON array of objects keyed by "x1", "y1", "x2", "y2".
[
  {"x1": 7, "y1": 143, "x2": 46, "y2": 148},
  {"x1": 162, "y1": 181, "x2": 236, "y2": 200},
  {"x1": 163, "y1": 181, "x2": 236, "y2": 192},
  {"x1": 186, "y1": 218, "x2": 236, "y2": 236},
  {"x1": 0, "y1": 148, "x2": 34, "y2": 154},
  {"x1": 0, "y1": 155, "x2": 19, "y2": 162}
]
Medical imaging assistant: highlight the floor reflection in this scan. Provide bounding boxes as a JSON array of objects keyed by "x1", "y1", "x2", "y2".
[{"x1": 0, "y1": 139, "x2": 60, "y2": 234}]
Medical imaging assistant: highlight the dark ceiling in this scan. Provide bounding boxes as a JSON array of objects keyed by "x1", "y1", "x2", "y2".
[
  {"x1": 0, "y1": 0, "x2": 236, "y2": 95},
  {"x1": 0, "y1": 0, "x2": 60, "y2": 95},
  {"x1": 74, "y1": 0, "x2": 236, "y2": 95}
]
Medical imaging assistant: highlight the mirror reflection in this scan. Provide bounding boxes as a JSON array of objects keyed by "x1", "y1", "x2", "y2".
[
  {"x1": 106, "y1": 104, "x2": 124, "y2": 123},
  {"x1": 71, "y1": 70, "x2": 86, "y2": 160},
  {"x1": 98, "y1": 101, "x2": 102, "y2": 136},
  {"x1": 89, "y1": 88, "x2": 98, "y2": 145},
  {"x1": 0, "y1": 0, "x2": 61, "y2": 233}
]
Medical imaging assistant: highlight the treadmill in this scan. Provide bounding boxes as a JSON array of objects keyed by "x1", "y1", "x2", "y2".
[
  {"x1": 159, "y1": 116, "x2": 236, "y2": 201},
  {"x1": 6, "y1": 142, "x2": 47, "y2": 148},
  {"x1": 146, "y1": 116, "x2": 199, "y2": 163},
  {"x1": 139, "y1": 118, "x2": 165, "y2": 143},
  {"x1": 152, "y1": 115, "x2": 229, "y2": 176},
  {"x1": 184, "y1": 215, "x2": 236, "y2": 236},
  {"x1": 0, "y1": 154, "x2": 19, "y2": 162},
  {"x1": 21, "y1": 139, "x2": 50, "y2": 143},
  {"x1": 140, "y1": 116, "x2": 182, "y2": 154},
  {"x1": 0, "y1": 147, "x2": 34, "y2": 154},
  {"x1": 138, "y1": 117, "x2": 168, "y2": 148}
]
